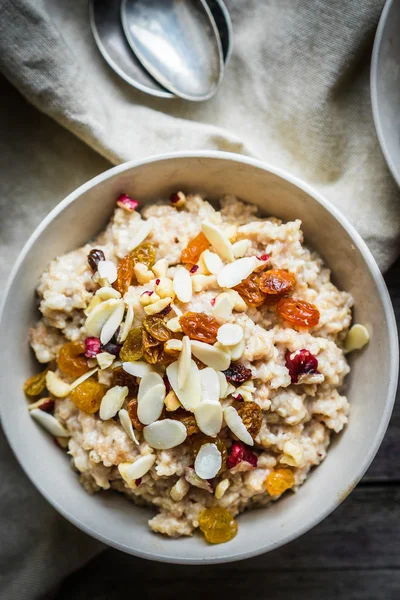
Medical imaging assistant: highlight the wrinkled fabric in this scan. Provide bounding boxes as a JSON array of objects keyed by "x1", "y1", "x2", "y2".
[{"x1": 0, "y1": 0, "x2": 398, "y2": 598}]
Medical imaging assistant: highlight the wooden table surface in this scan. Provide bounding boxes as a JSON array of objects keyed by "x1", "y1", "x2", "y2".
[{"x1": 55, "y1": 262, "x2": 400, "y2": 600}]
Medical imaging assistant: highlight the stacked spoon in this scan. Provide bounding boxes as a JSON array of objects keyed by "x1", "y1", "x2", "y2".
[{"x1": 89, "y1": 0, "x2": 232, "y2": 101}]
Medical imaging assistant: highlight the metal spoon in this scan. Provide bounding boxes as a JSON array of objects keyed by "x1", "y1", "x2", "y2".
[{"x1": 120, "y1": 0, "x2": 224, "y2": 101}]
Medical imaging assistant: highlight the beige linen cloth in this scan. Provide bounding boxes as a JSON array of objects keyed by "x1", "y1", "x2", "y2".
[{"x1": 0, "y1": 0, "x2": 398, "y2": 598}]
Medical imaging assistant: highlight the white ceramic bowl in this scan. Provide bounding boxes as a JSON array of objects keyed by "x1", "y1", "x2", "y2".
[
  {"x1": 371, "y1": 0, "x2": 400, "y2": 187},
  {"x1": 0, "y1": 152, "x2": 397, "y2": 564}
]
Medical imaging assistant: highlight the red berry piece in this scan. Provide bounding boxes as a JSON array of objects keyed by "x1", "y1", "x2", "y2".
[{"x1": 285, "y1": 349, "x2": 319, "y2": 383}]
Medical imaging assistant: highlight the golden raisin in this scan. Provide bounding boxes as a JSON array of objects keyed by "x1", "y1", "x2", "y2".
[
  {"x1": 127, "y1": 398, "x2": 144, "y2": 431},
  {"x1": 198, "y1": 507, "x2": 238, "y2": 544},
  {"x1": 179, "y1": 312, "x2": 219, "y2": 344},
  {"x1": 258, "y1": 269, "x2": 296, "y2": 300},
  {"x1": 170, "y1": 408, "x2": 200, "y2": 436},
  {"x1": 236, "y1": 401, "x2": 263, "y2": 439},
  {"x1": 277, "y1": 297, "x2": 320, "y2": 329},
  {"x1": 57, "y1": 342, "x2": 89, "y2": 378},
  {"x1": 181, "y1": 232, "x2": 210, "y2": 265},
  {"x1": 119, "y1": 327, "x2": 143, "y2": 362},
  {"x1": 141, "y1": 330, "x2": 171, "y2": 365},
  {"x1": 233, "y1": 272, "x2": 266, "y2": 307},
  {"x1": 131, "y1": 243, "x2": 156, "y2": 269},
  {"x1": 265, "y1": 468, "x2": 295, "y2": 496},
  {"x1": 143, "y1": 316, "x2": 172, "y2": 342},
  {"x1": 112, "y1": 367, "x2": 138, "y2": 397},
  {"x1": 114, "y1": 255, "x2": 134, "y2": 295},
  {"x1": 70, "y1": 378, "x2": 105, "y2": 414},
  {"x1": 191, "y1": 434, "x2": 227, "y2": 473},
  {"x1": 23, "y1": 368, "x2": 48, "y2": 397}
]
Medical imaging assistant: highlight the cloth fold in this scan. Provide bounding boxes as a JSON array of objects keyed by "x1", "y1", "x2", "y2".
[{"x1": 0, "y1": 0, "x2": 398, "y2": 598}]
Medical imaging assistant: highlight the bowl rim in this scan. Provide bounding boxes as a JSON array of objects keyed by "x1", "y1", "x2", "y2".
[
  {"x1": 370, "y1": 0, "x2": 400, "y2": 188},
  {"x1": 1, "y1": 150, "x2": 398, "y2": 564}
]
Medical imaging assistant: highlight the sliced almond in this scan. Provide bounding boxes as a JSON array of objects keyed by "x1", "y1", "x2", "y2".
[
  {"x1": 96, "y1": 352, "x2": 115, "y2": 370},
  {"x1": 190, "y1": 340, "x2": 230, "y2": 371},
  {"x1": 215, "y1": 478, "x2": 230, "y2": 499},
  {"x1": 85, "y1": 299, "x2": 120, "y2": 337},
  {"x1": 173, "y1": 267, "x2": 192, "y2": 303},
  {"x1": 199, "y1": 367, "x2": 220, "y2": 403},
  {"x1": 224, "y1": 289, "x2": 247, "y2": 312},
  {"x1": 100, "y1": 299, "x2": 125, "y2": 345},
  {"x1": 129, "y1": 218, "x2": 153, "y2": 251},
  {"x1": 123, "y1": 361, "x2": 154, "y2": 378},
  {"x1": 134, "y1": 262, "x2": 154, "y2": 284},
  {"x1": 144, "y1": 297, "x2": 172, "y2": 316},
  {"x1": 211, "y1": 292, "x2": 234, "y2": 321},
  {"x1": 166, "y1": 317, "x2": 182, "y2": 332},
  {"x1": 229, "y1": 339, "x2": 246, "y2": 361},
  {"x1": 118, "y1": 408, "x2": 139, "y2": 445},
  {"x1": 170, "y1": 476, "x2": 190, "y2": 501},
  {"x1": 202, "y1": 249, "x2": 223, "y2": 275},
  {"x1": 194, "y1": 442, "x2": 222, "y2": 479},
  {"x1": 224, "y1": 406, "x2": 254, "y2": 446},
  {"x1": 201, "y1": 221, "x2": 234, "y2": 262},
  {"x1": 27, "y1": 397, "x2": 54, "y2": 412},
  {"x1": 138, "y1": 384, "x2": 166, "y2": 425},
  {"x1": 178, "y1": 335, "x2": 191, "y2": 388},
  {"x1": 118, "y1": 454, "x2": 156, "y2": 487},
  {"x1": 216, "y1": 371, "x2": 228, "y2": 398},
  {"x1": 194, "y1": 401, "x2": 223, "y2": 437},
  {"x1": 217, "y1": 323, "x2": 244, "y2": 346},
  {"x1": 95, "y1": 286, "x2": 121, "y2": 300},
  {"x1": 138, "y1": 371, "x2": 164, "y2": 402},
  {"x1": 165, "y1": 339, "x2": 183, "y2": 353},
  {"x1": 45, "y1": 371, "x2": 71, "y2": 398},
  {"x1": 143, "y1": 419, "x2": 187, "y2": 449},
  {"x1": 184, "y1": 466, "x2": 213, "y2": 492},
  {"x1": 30, "y1": 409, "x2": 69, "y2": 437},
  {"x1": 232, "y1": 239, "x2": 250, "y2": 258},
  {"x1": 70, "y1": 367, "x2": 99, "y2": 392},
  {"x1": 164, "y1": 390, "x2": 181, "y2": 411},
  {"x1": 99, "y1": 385, "x2": 129, "y2": 420},
  {"x1": 118, "y1": 303, "x2": 134, "y2": 343},
  {"x1": 152, "y1": 258, "x2": 168, "y2": 278},
  {"x1": 344, "y1": 324, "x2": 370, "y2": 352},
  {"x1": 97, "y1": 260, "x2": 117, "y2": 284},
  {"x1": 217, "y1": 256, "x2": 259, "y2": 289},
  {"x1": 171, "y1": 303, "x2": 183, "y2": 317},
  {"x1": 84, "y1": 295, "x2": 102, "y2": 316},
  {"x1": 166, "y1": 360, "x2": 201, "y2": 411}
]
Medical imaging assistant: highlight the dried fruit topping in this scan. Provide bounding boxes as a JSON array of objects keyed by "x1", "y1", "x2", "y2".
[
  {"x1": 57, "y1": 341, "x2": 89, "y2": 378},
  {"x1": 158, "y1": 303, "x2": 172, "y2": 316},
  {"x1": 181, "y1": 232, "x2": 210, "y2": 265},
  {"x1": 163, "y1": 374, "x2": 172, "y2": 394},
  {"x1": 258, "y1": 269, "x2": 296, "y2": 299},
  {"x1": 100, "y1": 341, "x2": 121, "y2": 356},
  {"x1": 170, "y1": 191, "x2": 186, "y2": 207},
  {"x1": 198, "y1": 507, "x2": 238, "y2": 544},
  {"x1": 88, "y1": 249, "x2": 105, "y2": 272},
  {"x1": 226, "y1": 441, "x2": 258, "y2": 469},
  {"x1": 285, "y1": 349, "x2": 319, "y2": 383},
  {"x1": 191, "y1": 434, "x2": 227, "y2": 473},
  {"x1": 190, "y1": 264, "x2": 199, "y2": 274},
  {"x1": 84, "y1": 337, "x2": 101, "y2": 358},
  {"x1": 127, "y1": 398, "x2": 144, "y2": 431},
  {"x1": 116, "y1": 193, "x2": 139, "y2": 211},
  {"x1": 112, "y1": 367, "x2": 138, "y2": 397},
  {"x1": 179, "y1": 312, "x2": 219, "y2": 344},
  {"x1": 130, "y1": 243, "x2": 156, "y2": 269},
  {"x1": 223, "y1": 363, "x2": 252, "y2": 385},
  {"x1": 265, "y1": 468, "x2": 295, "y2": 496},
  {"x1": 114, "y1": 255, "x2": 134, "y2": 296},
  {"x1": 143, "y1": 316, "x2": 172, "y2": 342},
  {"x1": 233, "y1": 272, "x2": 266, "y2": 307},
  {"x1": 236, "y1": 401, "x2": 262, "y2": 439},
  {"x1": 257, "y1": 254, "x2": 269, "y2": 261},
  {"x1": 119, "y1": 327, "x2": 143, "y2": 362},
  {"x1": 170, "y1": 408, "x2": 200, "y2": 436},
  {"x1": 23, "y1": 368, "x2": 48, "y2": 397},
  {"x1": 142, "y1": 330, "x2": 172, "y2": 365},
  {"x1": 70, "y1": 378, "x2": 105, "y2": 414},
  {"x1": 277, "y1": 298, "x2": 320, "y2": 329}
]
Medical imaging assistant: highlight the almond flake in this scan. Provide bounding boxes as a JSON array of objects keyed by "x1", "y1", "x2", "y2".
[
  {"x1": 199, "y1": 367, "x2": 220, "y2": 403},
  {"x1": 30, "y1": 409, "x2": 69, "y2": 437},
  {"x1": 201, "y1": 221, "x2": 234, "y2": 262},
  {"x1": 27, "y1": 397, "x2": 54, "y2": 412},
  {"x1": 118, "y1": 303, "x2": 135, "y2": 343},
  {"x1": 217, "y1": 256, "x2": 259, "y2": 289},
  {"x1": 96, "y1": 352, "x2": 115, "y2": 370},
  {"x1": 99, "y1": 385, "x2": 129, "y2": 420},
  {"x1": 45, "y1": 371, "x2": 72, "y2": 398},
  {"x1": 166, "y1": 360, "x2": 201, "y2": 411},
  {"x1": 138, "y1": 372, "x2": 164, "y2": 402},
  {"x1": 344, "y1": 324, "x2": 370, "y2": 352},
  {"x1": 143, "y1": 419, "x2": 187, "y2": 449},
  {"x1": 232, "y1": 239, "x2": 250, "y2": 258},
  {"x1": 138, "y1": 383, "x2": 166, "y2": 425},
  {"x1": 190, "y1": 340, "x2": 231, "y2": 371},
  {"x1": 229, "y1": 339, "x2": 246, "y2": 361},
  {"x1": 164, "y1": 390, "x2": 181, "y2": 411},
  {"x1": 134, "y1": 262, "x2": 154, "y2": 284},
  {"x1": 118, "y1": 455, "x2": 156, "y2": 486},
  {"x1": 194, "y1": 443, "x2": 222, "y2": 479},
  {"x1": 224, "y1": 406, "x2": 254, "y2": 446},
  {"x1": 85, "y1": 299, "x2": 121, "y2": 337},
  {"x1": 152, "y1": 258, "x2": 168, "y2": 278},
  {"x1": 166, "y1": 317, "x2": 182, "y2": 332},
  {"x1": 129, "y1": 219, "x2": 153, "y2": 251},
  {"x1": 211, "y1": 292, "x2": 234, "y2": 321},
  {"x1": 215, "y1": 478, "x2": 230, "y2": 499},
  {"x1": 69, "y1": 367, "x2": 99, "y2": 392},
  {"x1": 173, "y1": 268, "x2": 192, "y2": 303},
  {"x1": 144, "y1": 297, "x2": 172, "y2": 315},
  {"x1": 97, "y1": 260, "x2": 117, "y2": 284},
  {"x1": 165, "y1": 339, "x2": 183, "y2": 352},
  {"x1": 170, "y1": 476, "x2": 190, "y2": 501},
  {"x1": 217, "y1": 323, "x2": 244, "y2": 346},
  {"x1": 184, "y1": 466, "x2": 213, "y2": 492},
  {"x1": 194, "y1": 401, "x2": 223, "y2": 437},
  {"x1": 118, "y1": 409, "x2": 139, "y2": 445},
  {"x1": 202, "y1": 249, "x2": 223, "y2": 275},
  {"x1": 123, "y1": 361, "x2": 154, "y2": 378},
  {"x1": 95, "y1": 287, "x2": 121, "y2": 300},
  {"x1": 171, "y1": 303, "x2": 183, "y2": 317},
  {"x1": 216, "y1": 371, "x2": 228, "y2": 398},
  {"x1": 100, "y1": 299, "x2": 125, "y2": 345},
  {"x1": 178, "y1": 335, "x2": 191, "y2": 388},
  {"x1": 84, "y1": 295, "x2": 102, "y2": 316}
]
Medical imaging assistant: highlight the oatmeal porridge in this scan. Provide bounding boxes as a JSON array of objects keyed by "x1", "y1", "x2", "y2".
[{"x1": 24, "y1": 191, "x2": 367, "y2": 544}]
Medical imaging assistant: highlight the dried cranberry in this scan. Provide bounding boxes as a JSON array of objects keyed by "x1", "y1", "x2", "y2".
[
  {"x1": 232, "y1": 394, "x2": 243, "y2": 402},
  {"x1": 142, "y1": 291, "x2": 153, "y2": 297},
  {"x1": 88, "y1": 249, "x2": 105, "y2": 272},
  {"x1": 285, "y1": 349, "x2": 319, "y2": 383},
  {"x1": 116, "y1": 193, "x2": 139, "y2": 211},
  {"x1": 84, "y1": 337, "x2": 101, "y2": 358},
  {"x1": 190, "y1": 265, "x2": 199, "y2": 274},
  {"x1": 101, "y1": 342, "x2": 121, "y2": 356},
  {"x1": 223, "y1": 363, "x2": 252, "y2": 385},
  {"x1": 210, "y1": 298, "x2": 216, "y2": 306},
  {"x1": 135, "y1": 478, "x2": 142, "y2": 486},
  {"x1": 158, "y1": 304, "x2": 172, "y2": 316},
  {"x1": 163, "y1": 374, "x2": 171, "y2": 394},
  {"x1": 227, "y1": 442, "x2": 258, "y2": 469},
  {"x1": 257, "y1": 254, "x2": 269, "y2": 261},
  {"x1": 155, "y1": 278, "x2": 160, "y2": 285}
]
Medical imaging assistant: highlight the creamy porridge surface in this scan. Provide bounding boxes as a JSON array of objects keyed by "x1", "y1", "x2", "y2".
[{"x1": 26, "y1": 192, "x2": 355, "y2": 543}]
